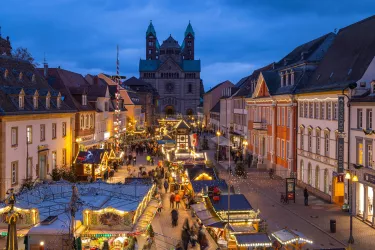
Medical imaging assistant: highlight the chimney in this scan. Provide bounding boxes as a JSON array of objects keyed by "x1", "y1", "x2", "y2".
[{"x1": 43, "y1": 62, "x2": 48, "y2": 78}]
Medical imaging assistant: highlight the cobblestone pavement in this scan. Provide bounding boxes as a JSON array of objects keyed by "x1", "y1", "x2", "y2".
[{"x1": 205, "y1": 136, "x2": 375, "y2": 250}]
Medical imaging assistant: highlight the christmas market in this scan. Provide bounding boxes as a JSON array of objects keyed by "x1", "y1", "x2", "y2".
[{"x1": 74, "y1": 149, "x2": 110, "y2": 181}]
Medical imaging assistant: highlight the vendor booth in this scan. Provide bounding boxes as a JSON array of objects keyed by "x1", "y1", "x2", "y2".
[
  {"x1": 231, "y1": 233, "x2": 273, "y2": 250},
  {"x1": 74, "y1": 149, "x2": 109, "y2": 181},
  {"x1": 271, "y1": 228, "x2": 313, "y2": 250},
  {"x1": 187, "y1": 166, "x2": 217, "y2": 181}
]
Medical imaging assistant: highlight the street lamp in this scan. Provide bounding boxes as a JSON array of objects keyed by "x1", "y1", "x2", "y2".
[
  {"x1": 216, "y1": 131, "x2": 221, "y2": 163},
  {"x1": 39, "y1": 241, "x2": 45, "y2": 250},
  {"x1": 243, "y1": 140, "x2": 248, "y2": 156},
  {"x1": 345, "y1": 170, "x2": 358, "y2": 247}
]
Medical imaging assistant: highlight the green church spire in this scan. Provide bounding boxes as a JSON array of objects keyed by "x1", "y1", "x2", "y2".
[
  {"x1": 146, "y1": 20, "x2": 157, "y2": 37},
  {"x1": 184, "y1": 21, "x2": 195, "y2": 38}
]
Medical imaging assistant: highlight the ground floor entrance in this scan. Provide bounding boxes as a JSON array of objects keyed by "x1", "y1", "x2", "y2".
[
  {"x1": 38, "y1": 151, "x2": 48, "y2": 180},
  {"x1": 357, "y1": 182, "x2": 375, "y2": 224}
]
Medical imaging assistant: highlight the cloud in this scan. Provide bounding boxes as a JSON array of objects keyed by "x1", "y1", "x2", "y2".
[{"x1": 1, "y1": 0, "x2": 375, "y2": 92}]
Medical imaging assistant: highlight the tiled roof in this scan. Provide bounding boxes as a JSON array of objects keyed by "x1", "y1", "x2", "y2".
[
  {"x1": 297, "y1": 15, "x2": 375, "y2": 93},
  {"x1": 184, "y1": 22, "x2": 195, "y2": 38},
  {"x1": 181, "y1": 60, "x2": 201, "y2": 72},
  {"x1": 0, "y1": 57, "x2": 75, "y2": 115},
  {"x1": 146, "y1": 21, "x2": 157, "y2": 37},
  {"x1": 210, "y1": 194, "x2": 253, "y2": 211},
  {"x1": 139, "y1": 60, "x2": 160, "y2": 72},
  {"x1": 139, "y1": 59, "x2": 200, "y2": 72},
  {"x1": 205, "y1": 80, "x2": 234, "y2": 94},
  {"x1": 160, "y1": 35, "x2": 180, "y2": 49},
  {"x1": 122, "y1": 76, "x2": 159, "y2": 95}
]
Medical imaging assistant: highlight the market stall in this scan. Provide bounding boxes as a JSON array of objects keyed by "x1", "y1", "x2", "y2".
[
  {"x1": 74, "y1": 149, "x2": 109, "y2": 181},
  {"x1": 187, "y1": 166, "x2": 217, "y2": 181},
  {"x1": 271, "y1": 228, "x2": 313, "y2": 250},
  {"x1": 230, "y1": 233, "x2": 273, "y2": 250}
]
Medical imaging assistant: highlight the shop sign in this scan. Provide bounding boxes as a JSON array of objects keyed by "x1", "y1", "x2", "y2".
[
  {"x1": 337, "y1": 137, "x2": 344, "y2": 173},
  {"x1": 79, "y1": 135, "x2": 94, "y2": 142},
  {"x1": 364, "y1": 173, "x2": 375, "y2": 185},
  {"x1": 286, "y1": 178, "x2": 296, "y2": 203},
  {"x1": 37, "y1": 144, "x2": 49, "y2": 152},
  {"x1": 338, "y1": 96, "x2": 345, "y2": 132}
]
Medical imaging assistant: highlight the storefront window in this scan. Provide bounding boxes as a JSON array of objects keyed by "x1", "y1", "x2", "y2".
[
  {"x1": 368, "y1": 186, "x2": 374, "y2": 222},
  {"x1": 358, "y1": 183, "x2": 365, "y2": 217}
]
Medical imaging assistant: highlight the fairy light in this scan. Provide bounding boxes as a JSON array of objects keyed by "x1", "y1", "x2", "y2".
[{"x1": 115, "y1": 45, "x2": 121, "y2": 153}]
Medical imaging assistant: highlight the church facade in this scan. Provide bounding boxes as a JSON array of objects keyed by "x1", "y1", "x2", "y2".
[{"x1": 139, "y1": 21, "x2": 201, "y2": 116}]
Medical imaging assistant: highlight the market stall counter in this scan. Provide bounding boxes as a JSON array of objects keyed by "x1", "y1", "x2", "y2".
[{"x1": 74, "y1": 149, "x2": 109, "y2": 181}]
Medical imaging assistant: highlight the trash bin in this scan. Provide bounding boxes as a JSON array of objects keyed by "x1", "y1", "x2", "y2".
[{"x1": 330, "y1": 219, "x2": 336, "y2": 233}]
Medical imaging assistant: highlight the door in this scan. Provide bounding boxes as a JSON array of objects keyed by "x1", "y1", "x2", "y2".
[{"x1": 39, "y1": 154, "x2": 47, "y2": 179}]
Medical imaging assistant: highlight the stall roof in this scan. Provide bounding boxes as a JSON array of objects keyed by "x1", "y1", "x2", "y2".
[
  {"x1": 210, "y1": 194, "x2": 253, "y2": 211},
  {"x1": 191, "y1": 180, "x2": 231, "y2": 193},
  {"x1": 188, "y1": 167, "x2": 217, "y2": 181},
  {"x1": 272, "y1": 228, "x2": 312, "y2": 245},
  {"x1": 75, "y1": 149, "x2": 107, "y2": 164},
  {"x1": 235, "y1": 233, "x2": 272, "y2": 246}
]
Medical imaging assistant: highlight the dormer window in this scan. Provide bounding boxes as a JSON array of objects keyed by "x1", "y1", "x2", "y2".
[
  {"x1": 82, "y1": 94, "x2": 87, "y2": 106},
  {"x1": 19, "y1": 72, "x2": 23, "y2": 81},
  {"x1": 19, "y1": 94, "x2": 24, "y2": 109},
  {"x1": 57, "y1": 93, "x2": 62, "y2": 109},
  {"x1": 46, "y1": 92, "x2": 51, "y2": 109},
  {"x1": 4, "y1": 69, "x2": 9, "y2": 79},
  {"x1": 33, "y1": 94, "x2": 38, "y2": 109},
  {"x1": 32, "y1": 74, "x2": 36, "y2": 83},
  {"x1": 371, "y1": 81, "x2": 375, "y2": 94}
]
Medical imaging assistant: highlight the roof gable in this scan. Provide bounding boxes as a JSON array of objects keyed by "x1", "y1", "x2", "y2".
[
  {"x1": 158, "y1": 57, "x2": 183, "y2": 72},
  {"x1": 253, "y1": 73, "x2": 271, "y2": 98}
]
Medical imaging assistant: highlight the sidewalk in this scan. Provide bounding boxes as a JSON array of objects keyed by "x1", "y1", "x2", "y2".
[{"x1": 205, "y1": 139, "x2": 375, "y2": 250}]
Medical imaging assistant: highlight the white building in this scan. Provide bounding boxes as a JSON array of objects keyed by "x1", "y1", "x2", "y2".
[{"x1": 0, "y1": 53, "x2": 76, "y2": 198}]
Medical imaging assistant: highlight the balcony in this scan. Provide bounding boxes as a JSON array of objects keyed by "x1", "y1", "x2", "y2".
[{"x1": 253, "y1": 122, "x2": 267, "y2": 130}]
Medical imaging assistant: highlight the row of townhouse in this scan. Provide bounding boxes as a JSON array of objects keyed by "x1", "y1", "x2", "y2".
[
  {"x1": 213, "y1": 15, "x2": 375, "y2": 227},
  {"x1": 0, "y1": 34, "x2": 144, "y2": 199}
]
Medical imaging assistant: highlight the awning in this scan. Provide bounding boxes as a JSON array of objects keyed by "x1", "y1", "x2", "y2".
[
  {"x1": 191, "y1": 203, "x2": 207, "y2": 213},
  {"x1": 132, "y1": 199, "x2": 159, "y2": 233},
  {"x1": 234, "y1": 233, "x2": 272, "y2": 247}
]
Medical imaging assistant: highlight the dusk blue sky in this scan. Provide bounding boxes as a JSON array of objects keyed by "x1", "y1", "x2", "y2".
[{"x1": 1, "y1": 0, "x2": 374, "y2": 90}]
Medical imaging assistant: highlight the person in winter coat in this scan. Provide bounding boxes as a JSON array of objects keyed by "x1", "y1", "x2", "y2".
[
  {"x1": 170, "y1": 193, "x2": 175, "y2": 209},
  {"x1": 304, "y1": 187, "x2": 309, "y2": 206},
  {"x1": 171, "y1": 209, "x2": 178, "y2": 227},
  {"x1": 175, "y1": 193, "x2": 181, "y2": 209},
  {"x1": 164, "y1": 180, "x2": 169, "y2": 193}
]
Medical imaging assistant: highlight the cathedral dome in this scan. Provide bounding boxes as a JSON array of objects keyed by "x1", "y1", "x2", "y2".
[{"x1": 160, "y1": 35, "x2": 180, "y2": 49}]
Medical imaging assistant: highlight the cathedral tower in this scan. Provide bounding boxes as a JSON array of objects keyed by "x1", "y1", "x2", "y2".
[
  {"x1": 145, "y1": 21, "x2": 159, "y2": 60},
  {"x1": 182, "y1": 21, "x2": 195, "y2": 60}
]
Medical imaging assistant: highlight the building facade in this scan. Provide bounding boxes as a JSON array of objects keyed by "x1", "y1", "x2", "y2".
[
  {"x1": 139, "y1": 21, "x2": 201, "y2": 116},
  {"x1": 0, "y1": 46, "x2": 76, "y2": 198}
]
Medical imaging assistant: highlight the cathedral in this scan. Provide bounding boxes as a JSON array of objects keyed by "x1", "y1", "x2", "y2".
[{"x1": 139, "y1": 21, "x2": 201, "y2": 116}]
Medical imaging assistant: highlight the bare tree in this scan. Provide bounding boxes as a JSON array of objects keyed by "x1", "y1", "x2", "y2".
[{"x1": 12, "y1": 47, "x2": 39, "y2": 67}]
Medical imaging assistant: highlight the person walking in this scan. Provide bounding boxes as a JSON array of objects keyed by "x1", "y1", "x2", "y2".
[
  {"x1": 175, "y1": 192, "x2": 181, "y2": 209},
  {"x1": 170, "y1": 193, "x2": 175, "y2": 209},
  {"x1": 164, "y1": 180, "x2": 169, "y2": 193},
  {"x1": 304, "y1": 187, "x2": 309, "y2": 206},
  {"x1": 133, "y1": 157, "x2": 137, "y2": 166}
]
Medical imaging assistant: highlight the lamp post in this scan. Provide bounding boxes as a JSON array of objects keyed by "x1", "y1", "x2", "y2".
[
  {"x1": 216, "y1": 131, "x2": 221, "y2": 163},
  {"x1": 345, "y1": 170, "x2": 358, "y2": 248}
]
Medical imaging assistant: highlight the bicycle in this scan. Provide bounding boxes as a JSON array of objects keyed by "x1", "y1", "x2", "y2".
[{"x1": 280, "y1": 193, "x2": 289, "y2": 204}]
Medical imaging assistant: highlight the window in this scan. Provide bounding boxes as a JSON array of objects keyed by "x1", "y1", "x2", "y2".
[
  {"x1": 90, "y1": 115, "x2": 94, "y2": 128},
  {"x1": 188, "y1": 84, "x2": 192, "y2": 93},
  {"x1": 314, "y1": 102, "x2": 319, "y2": 119},
  {"x1": 277, "y1": 138, "x2": 281, "y2": 157},
  {"x1": 277, "y1": 107, "x2": 280, "y2": 125},
  {"x1": 105, "y1": 102, "x2": 109, "y2": 111},
  {"x1": 309, "y1": 102, "x2": 313, "y2": 118},
  {"x1": 11, "y1": 127, "x2": 18, "y2": 147},
  {"x1": 19, "y1": 95, "x2": 24, "y2": 109},
  {"x1": 308, "y1": 163, "x2": 312, "y2": 185},
  {"x1": 304, "y1": 102, "x2": 308, "y2": 118},
  {"x1": 62, "y1": 122, "x2": 66, "y2": 137},
  {"x1": 366, "y1": 109, "x2": 372, "y2": 129},
  {"x1": 52, "y1": 151, "x2": 57, "y2": 169},
  {"x1": 281, "y1": 107, "x2": 285, "y2": 126},
  {"x1": 299, "y1": 102, "x2": 303, "y2": 117},
  {"x1": 320, "y1": 102, "x2": 325, "y2": 119},
  {"x1": 80, "y1": 115, "x2": 84, "y2": 129},
  {"x1": 27, "y1": 157, "x2": 32, "y2": 179},
  {"x1": 316, "y1": 130, "x2": 321, "y2": 154},
  {"x1": 46, "y1": 95, "x2": 50, "y2": 109},
  {"x1": 357, "y1": 109, "x2": 363, "y2": 129},
  {"x1": 148, "y1": 41, "x2": 153, "y2": 46},
  {"x1": 300, "y1": 129, "x2": 304, "y2": 150},
  {"x1": 368, "y1": 144, "x2": 373, "y2": 168},
  {"x1": 324, "y1": 169, "x2": 328, "y2": 194},
  {"x1": 33, "y1": 95, "x2": 38, "y2": 109},
  {"x1": 326, "y1": 102, "x2": 332, "y2": 120},
  {"x1": 85, "y1": 115, "x2": 89, "y2": 129},
  {"x1": 57, "y1": 96, "x2": 61, "y2": 108},
  {"x1": 82, "y1": 94, "x2": 87, "y2": 106},
  {"x1": 324, "y1": 133, "x2": 329, "y2": 156},
  {"x1": 287, "y1": 108, "x2": 290, "y2": 127},
  {"x1": 308, "y1": 130, "x2": 312, "y2": 152},
  {"x1": 358, "y1": 142, "x2": 363, "y2": 165},
  {"x1": 148, "y1": 49, "x2": 152, "y2": 55},
  {"x1": 62, "y1": 148, "x2": 66, "y2": 165},
  {"x1": 281, "y1": 140, "x2": 285, "y2": 159},
  {"x1": 315, "y1": 166, "x2": 320, "y2": 189},
  {"x1": 11, "y1": 161, "x2": 18, "y2": 185},
  {"x1": 333, "y1": 102, "x2": 338, "y2": 120},
  {"x1": 299, "y1": 160, "x2": 304, "y2": 181},
  {"x1": 286, "y1": 141, "x2": 290, "y2": 159},
  {"x1": 26, "y1": 126, "x2": 32, "y2": 144},
  {"x1": 52, "y1": 123, "x2": 56, "y2": 139},
  {"x1": 40, "y1": 124, "x2": 45, "y2": 141}
]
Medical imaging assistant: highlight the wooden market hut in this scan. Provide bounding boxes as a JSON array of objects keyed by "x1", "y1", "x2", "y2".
[
  {"x1": 271, "y1": 228, "x2": 313, "y2": 250},
  {"x1": 187, "y1": 166, "x2": 218, "y2": 181},
  {"x1": 74, "y1": 149, "x2": 109, "y2": 181}
]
